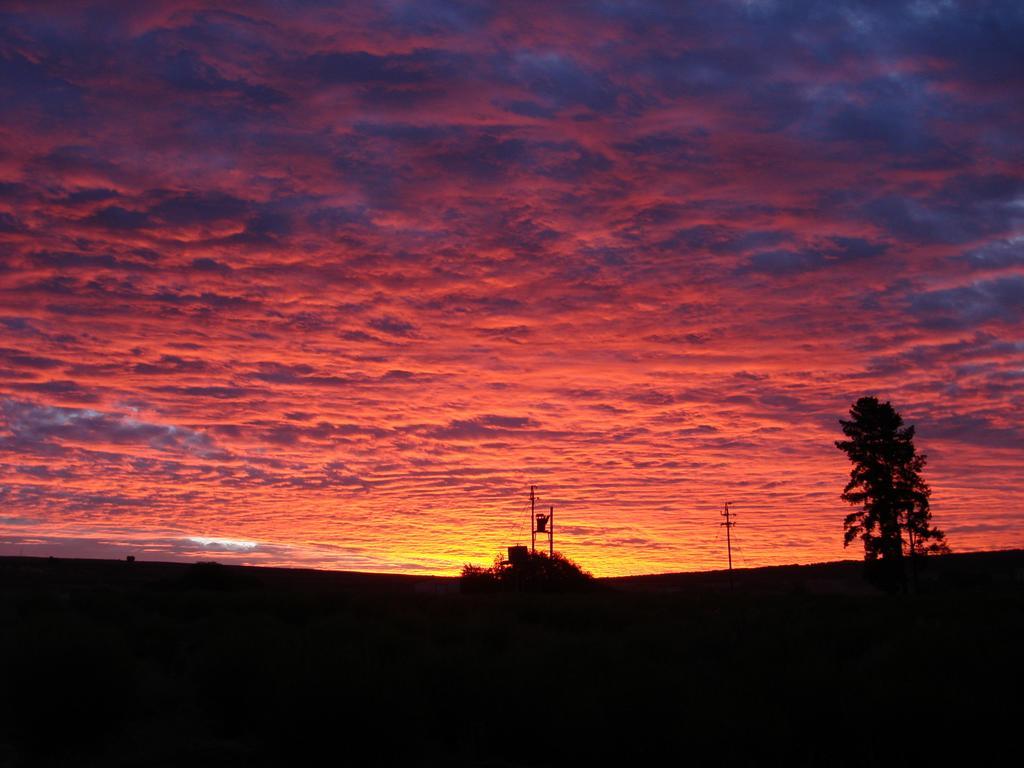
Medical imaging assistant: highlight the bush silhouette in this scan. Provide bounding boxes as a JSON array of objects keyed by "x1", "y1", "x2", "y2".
[{"x1": 461, "y1": 551, "x2": 597, "y2": 593}]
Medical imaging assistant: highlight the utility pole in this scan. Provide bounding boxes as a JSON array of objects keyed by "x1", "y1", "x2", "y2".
[
  {"x1": 721, "y1": 502, "x2": 736, "y2": 589},
  {"x1": 530, "y1": 485, "x2": 536, "y2": 554},
  {"x1": 907, "y1": 521, "x2": 918, "y2": 595},
  {"x1": 549, "y1": 505, "x2": 554, "y2": 558}
]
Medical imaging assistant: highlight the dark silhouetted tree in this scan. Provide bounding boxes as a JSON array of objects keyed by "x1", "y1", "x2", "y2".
[
  {"x1": 836, "y1": 396, "x2": 949, "y2": 590},
  {"x1": 460, "y1": 551, "x2": 596, "y2": 593}
]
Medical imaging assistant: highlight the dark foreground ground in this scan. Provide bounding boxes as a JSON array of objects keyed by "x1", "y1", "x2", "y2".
[{"x1": 2, "y1": 550, "x2": 1022, "y2": 767}]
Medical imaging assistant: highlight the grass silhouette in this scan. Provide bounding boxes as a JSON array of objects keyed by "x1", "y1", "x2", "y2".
[{"x1": 1, "y1": 553, "x2": 1020, "y2": 766}]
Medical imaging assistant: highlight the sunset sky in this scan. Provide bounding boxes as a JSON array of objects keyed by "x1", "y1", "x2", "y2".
[{"x1": 1, "y1": 1, "x2": 1022, "y2": 575}]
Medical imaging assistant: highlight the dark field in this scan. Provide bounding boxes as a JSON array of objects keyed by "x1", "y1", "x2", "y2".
[{"x1": 2, "y1": 552, "x2": 1022, "y2": 767}]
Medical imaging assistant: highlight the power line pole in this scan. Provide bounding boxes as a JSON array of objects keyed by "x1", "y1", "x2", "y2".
[
  {"x1": 549, "y1": 505, "x2": 554, "y2": 558},
  {"x1": 530, "y1": 485, "x2": 536, "y2": 554},
  {"x1": 907, "y1": 521, "x2": 918, "y2": 594},
  {"x1": 721, "y1": 502, "x2": 736, "y2": 589}
]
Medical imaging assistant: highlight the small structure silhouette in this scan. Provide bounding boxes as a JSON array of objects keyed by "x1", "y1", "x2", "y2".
[{"x1": 506, "y1": 545, "x2": 529, "y2": 565}]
